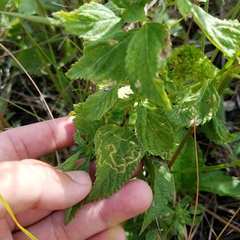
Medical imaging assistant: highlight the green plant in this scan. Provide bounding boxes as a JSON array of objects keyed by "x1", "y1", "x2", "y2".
[
  {"x1": 52, "y1": 0, "x2": 240, "y2": 238},
  {"x1": 1, "y1": 0, "x2": 240, "y2": 239}
]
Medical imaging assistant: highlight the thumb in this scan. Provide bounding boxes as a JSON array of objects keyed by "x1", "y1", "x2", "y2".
[{"x1": 0, "y1": 159, "x2": 92, "y2": 219}]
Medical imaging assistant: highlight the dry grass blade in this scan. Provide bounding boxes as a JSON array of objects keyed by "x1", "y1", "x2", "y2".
[{"x1": 0, "y1": 43, "x2": 54, "y2": 123}]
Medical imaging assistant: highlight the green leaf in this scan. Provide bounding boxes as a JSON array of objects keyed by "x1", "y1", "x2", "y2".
[
  {"x1": 136, "y1": 103, "x2": 175, "y2": 156},
  {"x1": 107, "y1": 94, "x2": 136, "y2": 125},
  {"x1": 0, "y1": 0, "x2": 10, "y2": 11},
  {"x1": 86, "y1": 124, "x2": 143, "y2": 201},
  {"x1": 66, "y1": 30, "x2": 135, "y2": 82},
  {"x1": 126, "y1": 22, "x2": 171, "y2": 109},
  {"x1": 53, "y1": 2, "x2": 122, "y2": 40},
  {"x1": 73, "y1": 115, "x2": 104, "y2": 142},
  {"x1": 110, "y1": 0, "x2": 130, "y2": 8},
  {"x1": 172, "y1": 130, "x2": 205, "y2": 194},
  {"x1": 122, "y1": 0, "x2": 148, "y2": 22},
  {"x1": 111, "y1": 0, "x2": 148, "y2": 22},
  {"x1": 73, "y1": 85, "x2": 119, "y2": 121},
  {"x1": 168, "y1": 82, "x2": 220, "y2": 127},
  {"x1": 165, "y1": 45, "x2": 220, "y2": 126},
  {"x1": 167, "y1": 44, "x2": 218, "y2": 87},
  {"x1": 141, "y1": 160, "x2": 175, "y2": 233},
  {"x1": 57, "y1": 131, "x2": 93, "y2": 172},
  {"x1": 57, "y1": 147, "x2": 85, "y2": 172},
  {"x1": 12, "y1": 48, "x2": 51, "y2": 77},
  {"x1": 146, "y1": 229, "x2": 161, "y2": 240},
  {"x1": 192, "y1": 4, "x2": 240, "y2": 58},
  {"x1": 65, "y1": 201, "x2": 84, "y2": 224},
  {"x1": 202, "y1": 117, "x2": 236, "y2": 144},
  {"x1": 176, "y1": 0, "x2": 192, "y2": 19},
  {"x1": 199, "y1": 171, "x2": 240, "y2": 198},
  {"x1": 18, "y1": 0, "x2": 37, "y2": 15}
]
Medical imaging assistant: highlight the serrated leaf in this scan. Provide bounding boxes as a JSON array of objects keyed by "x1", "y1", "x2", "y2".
[
  {"x1": 168, "y1": 82, "x2": 220, "y2": 127},
  {"x1": 86, "y1": 125, "x2": 143, "y2": 201},
  {"x1": 73, "y1": 115, "x2": 104, "y2": 146},
  {"x1": 141, "y1": 160, "x2": 175, "y2": 233},
  {"x1": 58, "y1": 130, "x2": 94, "y2": 172},
  {"x1": 202, "y1": 117, "x2": 236, "y2": 144},
  {"x1": 73, "y1": 85, "x2": 119, "y2": 121},
  {"x1": 65, "y1": 201, "x2": 84, "y2": 224},
  {"x1": 192, "y1": 4, "x2": 240, "y2": 58},
  {"x1": 66, "y1": 30, "x2": 135, "y2": 82},
  {"x1": 199, "y1": 171, "x2": 240, "y2": 198},
  {"x1": 53, "y1": 2, "x2": 122, "y2": 40},
  {"x1": 136, "y1": 103, "x2": 175, "y2": 156},
  {"x1": 73, "y1": 115, "x2": 104, "y2": 142},
  {"x1": 126, "y1": 22, "x2": 171, "y2": 109}
]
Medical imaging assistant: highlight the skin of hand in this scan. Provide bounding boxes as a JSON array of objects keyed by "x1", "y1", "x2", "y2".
[{"x1": 0, "y1": 117, "x2": 153, "y2": 240}]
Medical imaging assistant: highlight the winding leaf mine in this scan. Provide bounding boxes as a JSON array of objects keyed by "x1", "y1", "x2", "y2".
[{"x1": 87, "y1": 125, "x2": 143, "y2": 201}]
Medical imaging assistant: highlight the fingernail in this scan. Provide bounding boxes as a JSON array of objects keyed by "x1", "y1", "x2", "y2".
[{"x1": 66, "y1": 171, "x2": 92, "y2": 185}]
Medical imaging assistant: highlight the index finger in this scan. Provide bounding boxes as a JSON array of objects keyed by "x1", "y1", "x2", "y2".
[{"x1": 0, "y1": 117, "x2": 76, "y2": 161}]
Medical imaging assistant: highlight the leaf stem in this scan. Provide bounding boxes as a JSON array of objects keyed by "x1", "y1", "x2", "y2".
[
  {"x1": 168, "y1": 127, "x2": 193, "y2": 169},
  {"x1": 188, "y1": 111, "x2": 200, "y2": 238},
  {"x1": 171, "y1": 159, "x2": 240, "y2": 174},
  {"x1": 168, "y1": 16, "x2": 184, "y2": 29}
]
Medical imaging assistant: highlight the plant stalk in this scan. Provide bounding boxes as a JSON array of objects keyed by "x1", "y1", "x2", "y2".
[{"x1": 168, "y1": 127, "x2": 194, "y2": 169}]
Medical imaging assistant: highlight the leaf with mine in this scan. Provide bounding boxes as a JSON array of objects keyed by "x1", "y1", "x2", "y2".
[
  {"x1": 136, "y1": 103, "x2": 175, "y2": 156},
  {"x1": 53, "y1": 2, "x2": 122, "y2": 40},
  {"x1": 141, "y1": 160, "x2": 175, "y2": 234},
  {"x1": 202, "y1": 117, "x2": 236, "y2": 144},
  {"x1": 73, "y1": 85, "x2": 119, "y2": 121},
  {"x1": 66, "y1": 30, "x2": 135, "y2": 82},
  {"x1": 86, "y1": 125, "x2": 143, "y2": 201},
  {"x1": 126, "y1": 22, "x2": 171, "y2": 109},
  {"x1": 192, "y1": 4, "x2": 240, "y2": 58}
]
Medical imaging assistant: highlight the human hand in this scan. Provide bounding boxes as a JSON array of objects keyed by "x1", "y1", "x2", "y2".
[{"x1": 0, "y1": 117, "x2": 153, "y2": 239}]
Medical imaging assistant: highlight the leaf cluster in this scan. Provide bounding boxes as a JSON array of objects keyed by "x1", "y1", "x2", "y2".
[{"x1": 53, "y1": 0, "x2": 240, "y2": 237}]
